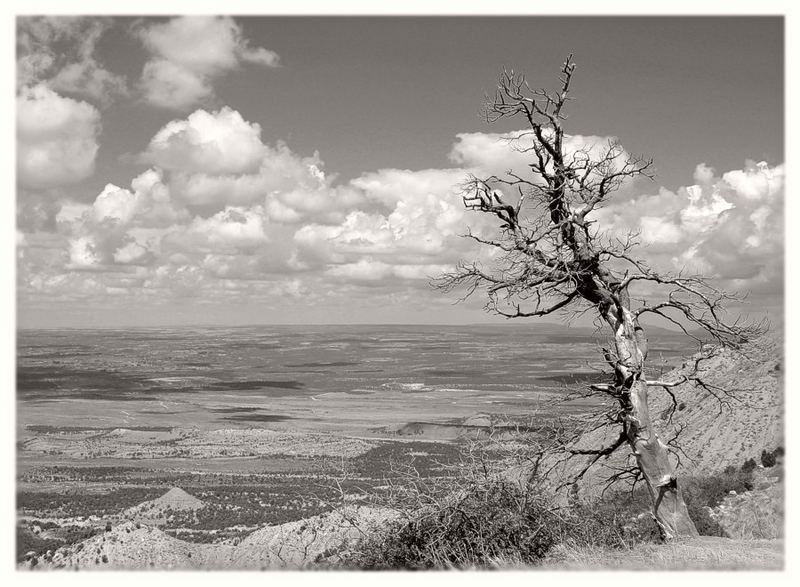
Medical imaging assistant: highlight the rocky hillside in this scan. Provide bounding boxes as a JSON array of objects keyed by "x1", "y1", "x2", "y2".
[
  {"x1": 535, "y1": 333, "x2": 783, "y2": 496},
  {"x1": 22, "y1": 502, "x2": 397, "y2": 570},
  {"x1": 122, "y1": 487, "x2": 205, "y2": 525}
]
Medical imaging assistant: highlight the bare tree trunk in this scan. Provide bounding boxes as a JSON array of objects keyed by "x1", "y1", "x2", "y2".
[
  {"x1": 627, "y1": 378, "x2": 698, "y2": 538},
  {"x1": 611, "y1": 312, "x2": 699, "y2": 539}
]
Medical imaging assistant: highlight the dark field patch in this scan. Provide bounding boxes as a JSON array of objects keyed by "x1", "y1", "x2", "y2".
[
  {"x1": 535, "y1": 372, "x2": 606, "y2": 385},
  {"x1": 70, "y1": 392, "x2": 160, "y2": 401},
  {"x1": 19, "y1": 465, "x2": 150, "y2": 483},
  {"x1": 350, "y1": 441, "x2": 463, "y2": 477},
  {"x1": 16, "y1": 366, "x2": 192, "y2": 401},
  {"x1": 285, "y1": 361, "x2": 360, "y2": 368},
  {"x1": 25, "y1": 425, "x2": 173, "y2": 433},
  {"x1": 225, "y1": 341, "x2": 282, "y2": 350},
  {"x1": 541, "y1": 334, "x2": 599, "y2": 344},
  {"x1": 17, "y1": 342, "x2": 94, "y2": 351},
  {"x1": 221, "y1": 414, "x2": 292, "y2": 423},
  {"x1": 425, "y1": 369, "x2": 486, "y2": 377},
  {"x1": 209, "y1": 407, "x2": 261, "y2": 413},
  {"x1": 208, "y1": 380, "x2": 306, "y2": 391},
  {"x1": 18, "y1": 351, "x2": 95, "y2": 359},
  {"x1": 17, "y1": 487, "x2": 166, "y2": 517}
]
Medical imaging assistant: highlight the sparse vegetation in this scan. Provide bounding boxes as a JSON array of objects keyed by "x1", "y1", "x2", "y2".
[
  {"x1": 16, "y1": 523, "x2": 102, "y2": 562},
  {"x1": 760, "y1": 446, "x2": 784, "y2": 468},
  {"x1": 342, "y1": 479, "x2": 667, "y2": 570},
  {"x1": 338, "y1": 440, "x2": 778, "y2": 569}
]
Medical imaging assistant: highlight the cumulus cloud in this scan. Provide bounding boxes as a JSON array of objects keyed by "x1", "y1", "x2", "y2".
[
  {"x1": 594, "y1": 160, "x2": 784, "y2": 291},
  {"x1": 182, "y1": 206, "x2": 270, "y2": 253},
  {"x1": 294, "y1": 167, "x2": 491, "y2": 276},
  {"x1": 91, "y1": 170, "x2": 187, "y2": 228},
  {"x1": 52, "y1": 169, "x2": 190, "y2": 272},
  {"x1": 17, "y1": 112, "x2": 783, "y2": 318},
  {"x1": 135, "y1": 16, "x2": 279, "y2": 110},
  {"x1": 141, "y1": 107, "x2": 266, "y2": 175},
  {"x1": 17, "y1": 84, "x2": 101, "y2": 189},
  {"x1": 17, "y1": 16, "x2": 128, "y2": 107},
  {"x1": 325, "y1": 258, "x2": 452, "y2": 285},
  {"x1": 140, "y1": 107, "x2": 362, "y2": 220}
]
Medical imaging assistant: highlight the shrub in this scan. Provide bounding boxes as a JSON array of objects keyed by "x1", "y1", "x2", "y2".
[
  {"x1": 577, "y1": 490, "x2": 661, "y2": 545},
  {"x1": 343, "y1": 460, "x2": 768, "y2": 569},
  {"x1": 16, "y1": 526, "x2": 61, "y2": 562},
  {"x1": 760, "y1": 447, "x2": 784, "y2": 468},
  {"x1": 342, "y1": 481, "x2": 563, "y2": 569},
  {"x1": 681, "y1": 466, "x2": 755, "y2": 537},
  {"x1": 741, "y1": 458, "x2": 758, "y2": 473},
  {"x1": 340, "y1": 475, "x2": 665, "y2": 570}
]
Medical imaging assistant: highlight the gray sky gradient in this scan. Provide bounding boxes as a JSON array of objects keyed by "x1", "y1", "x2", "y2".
[{"x1": 16, "y1": 16, "x2": 784, "y2": 328}]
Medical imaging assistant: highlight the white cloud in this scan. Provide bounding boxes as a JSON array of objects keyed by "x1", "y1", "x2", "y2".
[
  {"x1": 50, "y1": 61, "x2": 128, "y2": 107},
  {"x1": 17, "y1": 16, "x2": 128, "y2": 107},
  {"x1": 326, "y1": 258, "x2": 394, "y2": 282},
  {"x1": 17, "y1": 84, "x2": 101, "y2": 189},
  {"x1": 142, "y1": 107, "x2": 266, "y2": 175},
  {"x1": 68, "y1": 169, "x2": 186, "y2": 229},
  {"x1": 638, "y1": 216, "x2": 682, "y2": 244},
  {"x1": 113, "y1": 241, "x2": 151, "y2": 265},
  {"x1": 139, "y1": 59, "x2": 215, "y2": 112},
  {"x1": 595, "y1": 161, "x2": 783, "y2": 289},
  {"x1": 294, "y1": 167, "x2": 489, "y2": 274},
  {"x1": 140, "y1": 107, "x2": 360, "y2": 219},
  {"x1": 187, "y1": 206, "x2": 270, "y2": 251},
  {"x1": 135, "y1": 16, "x2": 279, "y2": 110},
  {"x1": 53, "y1": 169, "x2": 189, "y2": 272},
  {"x1": 693, "y1": 162, "x2": 715, "y2": 184},
  {"x1": 720, "y1": 161, "x2": 782, "y2": 202},
  {"x1": 679, "y1": 184, "x2": 734, "y2": 234},
  {"x1": 67, "y1": 236, "x2": 102, "y2": 269},
  {"x1": 17, "y1": 111, "x2": 783, "y2": 318},
  {"x1": 449, "y1": 129, "x2": 627, "y2": 182},
  {"x1": 239, "y1": 46, "x2": 280, "y2": 67}
]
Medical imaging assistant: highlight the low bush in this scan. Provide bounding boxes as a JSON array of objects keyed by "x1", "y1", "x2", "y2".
[
  {"x1": 340, "y1": 476, "x2": 665, "y2": 570},
  {"x1": 760, "y1": 446, "x2": 784, "y2": 468},
  {"x1": 741, "y1": 458, "x2": 758, "y2": 473},
  {"x1": 681, "y1": 465, "x2": 755, "y2": 536},
  {"x1": 343, "y1": 481, "x2": 561, "y2": 569},
  {"x1": 16, "y1": 527, "x2": 61, "y2": 562}
]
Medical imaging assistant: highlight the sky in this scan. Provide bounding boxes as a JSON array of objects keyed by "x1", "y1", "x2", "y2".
[{"x1": 14, "y1": 15, "x2": 785, "y2": 328}]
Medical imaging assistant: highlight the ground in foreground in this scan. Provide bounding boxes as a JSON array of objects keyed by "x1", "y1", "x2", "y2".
[{"x1": 542, "y1": 537, "x2": 783, "y2": 571}]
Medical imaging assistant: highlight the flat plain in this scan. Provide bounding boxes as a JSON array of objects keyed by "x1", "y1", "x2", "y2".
[{"x1": 16, "y1": 324, "x2": 691, "y2": 560}]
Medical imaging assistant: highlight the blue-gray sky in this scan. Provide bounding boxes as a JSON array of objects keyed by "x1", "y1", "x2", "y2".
[{"x1": 16, "y1": 16, "x2": 784, "y2": 328}]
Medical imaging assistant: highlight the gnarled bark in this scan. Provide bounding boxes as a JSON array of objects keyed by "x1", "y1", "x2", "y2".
[{"x1": 610, "y1": 316, "x2": 698, "y2": 539}]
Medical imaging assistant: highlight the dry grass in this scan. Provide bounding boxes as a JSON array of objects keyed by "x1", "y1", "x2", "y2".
[
  {"x1": 710, "y1": 467, "x2": 785, "y2": 540},
  {"x1": 541, "y1": 536, "x2": 783, "y2": 570}
]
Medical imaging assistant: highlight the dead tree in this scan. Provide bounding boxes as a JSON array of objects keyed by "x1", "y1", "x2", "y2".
[{"x1": 435, "y1": 56, "x2": 761, "y2": 539}]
